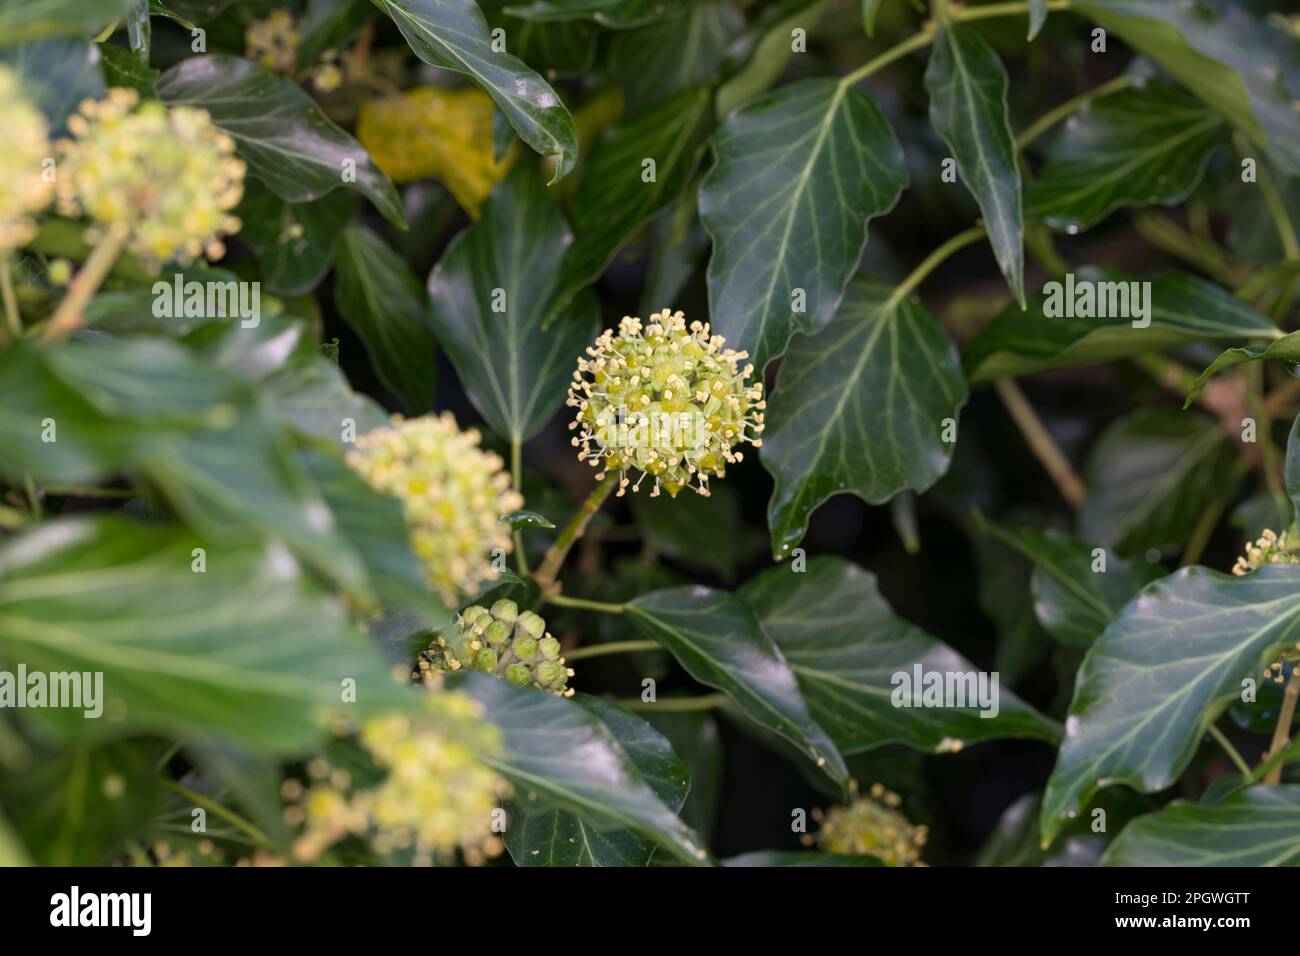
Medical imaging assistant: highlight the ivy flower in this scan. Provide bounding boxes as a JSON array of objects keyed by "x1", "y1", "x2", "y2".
[
  {"x1": 1232, "y1": 527, "x2": 1300, "y2": 576},
  {"x1": 566, "y1": 309, "x2": 765, "y2": 497},
  {"x1": 0, "y1": 66, "x2": 54, "y2": 251},
  {"x1": 287, "y1": 694, "x2": 510, "y2": 866},
  {"x1": 809, "y1": 783, "x2": 928, "y2": 866},
  {"x1": 415, "y1": 599, "x2": 574, "y2": 696},
  {"x1": 346, "y1": 412, "x2": 523, "y2": 605},
  {"x1": 245, "y1": 10, "x2": 300, "y2": 74},
  {"x1": 55, "y1": 88, "x2": 245, "y2": 268}
]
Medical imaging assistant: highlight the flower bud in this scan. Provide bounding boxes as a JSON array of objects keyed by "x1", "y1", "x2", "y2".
[
  {"x1": 813, "y1": 784, "x2": 927, "y2": 866},
  {"x1": 416, "y1": 602, "x2": 573, "y2": 696}
]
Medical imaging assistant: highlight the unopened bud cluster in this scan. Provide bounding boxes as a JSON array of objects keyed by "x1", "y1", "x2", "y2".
[
  {"x1": 346, "y1": 413, "x2": 522, "y2": 605},
  {"x1": 0, "y1": 67, "x2": 54, "y2": 251},
  {"x1": 567, "y1": 309, "x2": 765, "y2": 497},
  {"x1": 286, "y1": 695, "x2": 509, "y2": 866},
  {"x1": 416, "y1": 599, "x2": 574, "y2": 696},
  {"x1": 808, "y1": 783, "x2": 928, "y2": 866},
  {"x1": 56, "y1": 88, "x2": 245, "y2": 268}
]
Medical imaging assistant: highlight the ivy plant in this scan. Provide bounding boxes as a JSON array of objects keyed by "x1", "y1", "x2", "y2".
[{"x1": 1, "y1": 0, "x2": 1299, "y2": 868}]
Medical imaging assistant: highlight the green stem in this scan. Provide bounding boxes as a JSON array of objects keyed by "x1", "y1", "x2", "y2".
[
  {"x1": 0, "y1": 256, "x2": 19, "y2": 340},
  {"x1": 840, "y1": 28, "x2": 937, "y2": 89},
  {"x1": 993, "y1": 377, "x2": 1087, "y2": 509},
  {"x1": 534, "y1": 474, "x2": 617, "y2": 587},
  {"x1": 39, "y1": 223, "x2": 129, "y2": 344},
  {"x1": 1247, "y1": 363, "x2": 1283, "y2": 499},
  {"x1": 510, "y1": 437, "x2": 529, "y2": 576},
  {"x1": 1134, "y1": 212, "x2": 1240, "y2": 288},
  {"x1": 1264, "y1": 667, "x2": 1300, "y2": 785},
  {"x1": 563, "y1": 639, "x2": 657, "y2": 661},
  {"x1": 41, "y1": 484, "x2": 135, "y2": 498},
  {"x1": 617, "y1": 693, "x2": 728, "y2": 713},
  {"x1": 160, "y1": 779, "x2": 272, "y2": 848},
  {"x1": 1206, "y1": 723, "x2": 1252, "y2": 778},
  {"x1": 884, "y1": 226, "x2": 986, "y2": 313},
  {"x1": 547, "y1": 593, "x2": 627, "y2": 615},
  {"x1": 1014, "y1": 73, "x2": 1133, "y2": 151},
  {"x1": 952, "y1": 0, "x2": 1071, "y2": 23},
  {"x1": 1240, "y1": 135, "x2": 1300, "y2": 262}
]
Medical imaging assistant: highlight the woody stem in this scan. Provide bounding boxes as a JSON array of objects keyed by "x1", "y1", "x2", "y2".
[{"x1": 1264, "y1": 667, "x2": 1300, "y2": 785}]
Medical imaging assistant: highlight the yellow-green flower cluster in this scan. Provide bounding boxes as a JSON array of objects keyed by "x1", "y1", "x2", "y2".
[
  {"x1": 287, "y1": 694, "x2": 510, "y2": 866},
  {"x1": 1232, "y1": 528, "x2": 1300, "y2": 576},
  {"x1": 809, "y1": 783, "x2": 928, "y2": 866},
  {"x1": 567, "y1": 309, "x2": 765, "y2": 498},
  {"x1": 0, "y1": 67, "x2": 54, "y2": 251},
  {"x1": 415, "y1": 599, "x2": 574, "y2": 696},
  {"x1": 245, "y1": 10, "x2": 300, "y2": 73},
  {"x1": 346, "y1": 413, "x2": 522, "y2": 605},
  {"x1": 55, "y1": 88, "x2": 245, "y2": 268}
]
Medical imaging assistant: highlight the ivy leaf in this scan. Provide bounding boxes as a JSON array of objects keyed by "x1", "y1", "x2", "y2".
[
  {"x1": 1041, "y1": 564, "x2": 1300, "y2": 844},
  {"x1": 963, "y1": 271, "x2": 1278, "y2": 383},
  {"x1": 480, "y1": 1, "x2": 597, "y2": 78},
  {"x1": 558, "y1": 85, "x2": 713, "y2": 306},
  {"x1": 237, "y1": 183, "x2": 353, "y2": 297},
  {"x1": 741, "y1": 557, "x2": 1060, "y2": 755},
  {"x1": 975, "y1": 517, "x2": 1161, "y2": 648},
  {"x1": 699, "y1": 78, "x2": 908, "y2": 371},
  {"x1": 925, "y1": 24, "x2": 1024, "y2": 305},
  {"x1": 157, "y1": 55, "x2": 405, "y2": 227},
  {"x1": 503, "y1": 0, "x2": 692, "y2": 29},
  {"x1": 503, "y1": 510, "x2": 555, "y2": 531},
  {"x1": 98, "y1": 42, "x2": 159, "y2": 94},
  {"x1": 632, "y1": 481, "x2": 743, "y2": 581},
  {"x1": 1026, "y1": 81, "x2": 1225, "y2": 233},
  {"x1": 264, "y1": 354, "x2": 388, "y2": 447},
  {"x1": 761, "y1": 280, "x2": 968, "y2": 559},
  {"x1": 428, "y1": 164, "x2": 599, "y2": 443},
  {"x1": 457, "y1": 673, "x2": 710, "y2": 865},
  {"x1": 0, "y1": 516, "x2": 409, "y2": 751},
  {"x1": 725, "y1": 851, "x2": 883, "y2": 866},
  {"x1": 1080, "y1": 408, "x2": 1238, "y2": 557},
  {"x1": 1076, "y1": 0, "x2": 1300, "y2": 175},
  {"x1": 626, "y1": 586, "x2": 849, "y2": 794},
  {"x1": 380, "y1": 0, "x2": 578, "y2": 181},
  {"x1": 297, "y1": 0, "x2": 371, "y2": 69},
  {"x1": 1286, "y1": 414, "x2": 1300, "y2": 520},
  {"x1": 1184, "y1": 331, "x2": 1300, "y2": 408},
  {"x1": 1100, "y1": 786, "x2": 1300, "y2": 866},
  {"x1": 715, "y1": 0, "x2": 831, "y2": 118},
  {"x1": 1027, "y1": 0, "x2": 1048, "y2": 40},
  {"x1": 0, "y1": 0, "x2": 130, "y2": 47},
  {"x1": 1, "y1": 38, "x2": 104, "y2": 133},
  {"x1": 504, "y1": 695, "x2": 689, "y2": 866},
  {"x1": 861, "y1": 0, "x2": 884, "y2": 36},
  {"x1": 609, "y1": 2, "x2": 743, "y2": 115},
  {"x1": 334, "y1": 225, "x2": 439, "y2": 414}
]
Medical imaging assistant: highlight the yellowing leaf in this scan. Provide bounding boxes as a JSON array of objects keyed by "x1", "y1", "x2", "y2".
[{"x1": 357, "y1": 86, "x2": 507, "y2": 217}]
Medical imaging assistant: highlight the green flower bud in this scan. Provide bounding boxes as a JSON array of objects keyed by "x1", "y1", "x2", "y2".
[
  {"x1": 415, "y1": 601, "x2": 573, "y2": 696},
  {"x1": 813, "y1": 784, "x2": 927, "y2": 867}
]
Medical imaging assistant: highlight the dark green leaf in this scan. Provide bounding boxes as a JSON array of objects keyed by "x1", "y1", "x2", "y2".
[
  {"x1": 1286, "y1": 414, "x2": 1300, "y2": 522},
  {"x1": 237, "y1": 183, "x2": 353, "y2": 297},
  {"x1": 1027, "y1": 81, "x2": 1225, "y2": 232},
  {"x1": 626, "y1": 586, "x2": 850, "y2": 793},
  {"x1": 0, "y1": 0, "x2": 130, "y2": 47},
  {"x1": 699, "y1": 78, "x2": 908, "y2": 370},
  {"x1": 504, "y1": 694, "x2": 688, "y2": 866},
  {"x1": 98, "y1": 41, "x2": 159, "y2": 94},
  {"x1": 1077, "y1": 0, "x2": 1300, "y2": 175},
  {"x1": 632, "y1": 481, "x2": 743, "y2": 580},
  {"x1": 380, "y1": 0, "x2": 578, "y2": 180},
  {"x1": 925, "y1": 24, "x2": 1023, "y2": 304},
  {"x1": 1041, "y1": 564, "x2": 1300, "y2": 844},
  {"x1": 724, "y1": 850, "x2": 883, "y2": 866},
  {"x1": 861, "y1": 0, "x2": 884, "y2": 36},
  {"x1": 558, "y1": 86, "x2": 712, "y2": 305},
  {"x1": 503, "y1": 510, "x2": 554, "y2": 530},
  {"x1": 1, "y1": 38, "x2": 105, "y2": 133},
  {"x1": 741, "y1": 557, "x2": 1060, "y2": 755},
  {"x1": 458, "y1": 673, "x2": 710, "y2": 864},
  {"x1": 157, "y1": 54, "x2": 405, "y2": 227},
  {"x1": 334, "y1": 224, "x2": 439, "y2": 414},
  {"x1": 264, "y1": 354, "x2": 388, "y2": 446},
  {"x1": 1102, "y1": 785, "x2": 1300, "y2": 866},
  {"x1": 609, "y1": 2, "x2": 743, "y2": 114},
  {"x1": 761, "y1": 281, "x2": 967, "y2": 559},
  {"x1": 503, "y1": 0, "x2": 692, "y2": 29},
  {"x1": 1080, "y1": 408, "x2": 1237, "y2": 557},
  {"x1": 1184, "y1": 331, "x2": 1300, "y2": 407},
  {"x1": 428, "y1": 164, "x2": 599, "y2": 442},
  {"x1": 0, "y1": 515, "x2": 408, "y2": 751},
  {"x1": 964, "y1": 271, "x2": 1278, "y2": 383},
  {"x1": 975, "y1": 517, "x2": 1161, "y2": 648},
  {"x1": 297, "y1": 0, "x2": 371, "y2": 69}
]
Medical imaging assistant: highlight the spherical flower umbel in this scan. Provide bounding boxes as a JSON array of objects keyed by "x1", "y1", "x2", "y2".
[
  {"x1": 567, "y1": 309, "x2": 765, "y2": 497},
  {"x1": 415, "y1": 599, "x2": 574, "y2": 696},
  {"x1": 0, "y1": 67, "x2": 54, "y2": 251},
  {"x1": 1232, "y1": 527, "x2": 1300, "y2": 576},
  {"x1": 808, "y1": 783, "x2": 928, "y2": 866},
  {"x1": 346, "y1": 413, "x2": 523, "y2": 605},
  {"x1": 287, "y1": 694, "x2": 510, "y2": 866},
  {"x1": 55, "y1": 88, "x2": 245, "y2": 268}
]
